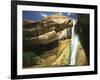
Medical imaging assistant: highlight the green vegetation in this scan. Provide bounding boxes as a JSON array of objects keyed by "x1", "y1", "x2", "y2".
[{"x1": 23, "y1": 51, "x2": 38, "y2": 68}]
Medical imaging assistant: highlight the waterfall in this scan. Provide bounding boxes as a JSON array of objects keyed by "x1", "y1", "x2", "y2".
[{"x1": 69, "y1": 19, "x2": 79, "y2": 65}]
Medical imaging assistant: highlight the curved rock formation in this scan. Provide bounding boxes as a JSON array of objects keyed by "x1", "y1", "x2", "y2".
[{"x1": 23, "y1": 14, "x2": 73, "y2": 46}]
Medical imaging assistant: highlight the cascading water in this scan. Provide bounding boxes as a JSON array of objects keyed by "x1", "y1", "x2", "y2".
[{"x1": 69, "y1": 19, "x2": 79, "y2": 65}]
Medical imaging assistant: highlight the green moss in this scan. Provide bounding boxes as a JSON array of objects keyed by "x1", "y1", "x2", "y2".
[{"x1": 23, "y1": 51, "x2": 38, "y2": 68}]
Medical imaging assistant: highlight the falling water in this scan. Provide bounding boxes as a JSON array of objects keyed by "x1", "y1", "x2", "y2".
[{"x1": 69, "y1": 19, "x2": 79, "y2": 65}]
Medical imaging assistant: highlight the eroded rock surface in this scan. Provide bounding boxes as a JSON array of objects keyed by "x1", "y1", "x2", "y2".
[{"x1": 23, "y1": 14, "x2": 87, "y2": 68}]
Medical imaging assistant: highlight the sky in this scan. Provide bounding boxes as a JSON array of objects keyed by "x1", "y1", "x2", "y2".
[{"x1": 23, "y1": 11, "x2": 78, "y2": 21}]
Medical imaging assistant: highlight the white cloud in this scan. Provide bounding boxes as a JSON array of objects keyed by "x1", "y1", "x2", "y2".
[
  {"x1": 58, "y1": 12, "x2": 63, "y2": 15},
  {"x1": 40, "y1": 12, "x2": 48, "y2": 18},
  {"x1": 67, "y1": 13, "x2": 72, "y2": 16}
]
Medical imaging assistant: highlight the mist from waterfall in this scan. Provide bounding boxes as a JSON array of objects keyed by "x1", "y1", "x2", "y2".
[{"x1": 69, "y1": 19, "x2": 79, "y2": 65}]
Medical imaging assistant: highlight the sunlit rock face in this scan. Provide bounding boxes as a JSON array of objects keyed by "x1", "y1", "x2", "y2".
[
  {"x1": 23, "y1": 14, "x2": 73, "y2": 46},
  {"x1": 23, "y1": 14, "x2": 87, "y2": 68}
]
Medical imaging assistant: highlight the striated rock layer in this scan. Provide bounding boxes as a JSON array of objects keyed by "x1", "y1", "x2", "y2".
[{"x1": 23, "y1": 14, "x2": 87, "y2": 68}]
